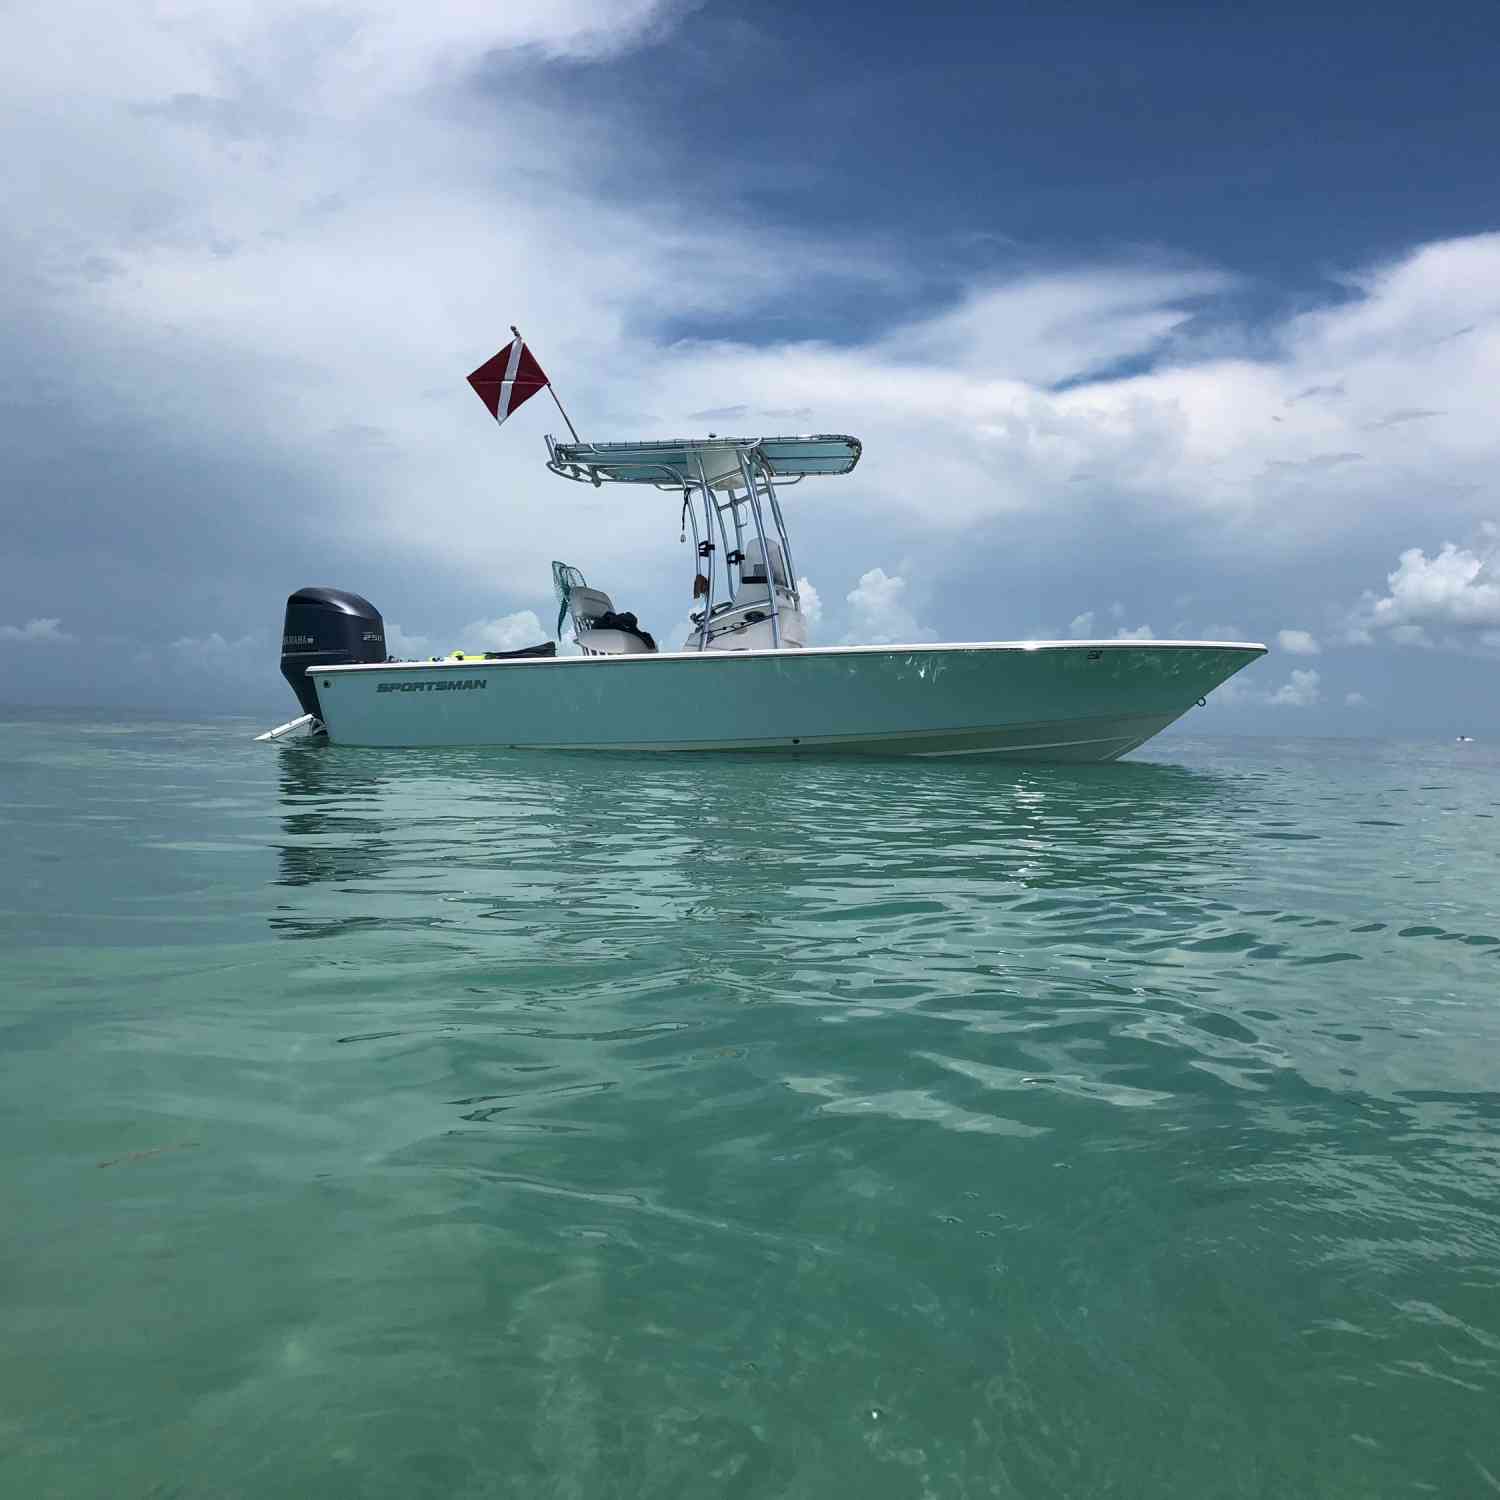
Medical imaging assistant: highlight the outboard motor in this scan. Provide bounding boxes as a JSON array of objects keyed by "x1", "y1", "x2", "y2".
[{"x1": 279, "y1": 587, "x2": 386, "y2": 720}]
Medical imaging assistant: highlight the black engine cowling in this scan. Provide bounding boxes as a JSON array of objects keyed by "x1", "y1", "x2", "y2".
[{"x1": 280, "y1": 587, "x2": 386, "y2": 720}]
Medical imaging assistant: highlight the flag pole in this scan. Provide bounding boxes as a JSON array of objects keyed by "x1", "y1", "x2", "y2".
[{"x1": 512, "y1": 325, "x2": 581, "y2": 444}]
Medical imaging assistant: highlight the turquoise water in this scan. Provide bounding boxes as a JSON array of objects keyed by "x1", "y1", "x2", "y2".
[{"x1": 3, "y1": 710, "x2": 1500, "y2": 1498}]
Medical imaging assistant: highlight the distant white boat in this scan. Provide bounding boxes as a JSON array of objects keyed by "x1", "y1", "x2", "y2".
[
  {"x1": 259, "y1": 336, "x2": 1265, "y2": 759},
  {"x1": 1457, "y1": 735, "x2": 1476, "y2": 743}
]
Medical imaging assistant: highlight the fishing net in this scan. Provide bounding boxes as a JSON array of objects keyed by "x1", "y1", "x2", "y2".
[{"x1": 551, "y1": 561, "x2": 588, "y2": 640}]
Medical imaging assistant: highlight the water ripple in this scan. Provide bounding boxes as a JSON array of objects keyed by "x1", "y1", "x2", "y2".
[{"x1": 6, "y1": 716, "x2": 1500, "y2": 1495}]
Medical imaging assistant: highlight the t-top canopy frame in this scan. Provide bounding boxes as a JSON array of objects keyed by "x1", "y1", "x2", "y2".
[
  {"x1": 544, "y1": 434, "x2": 861, "y2": 491},
  {"x1": 542, "y1": 435, "x2": 860, "y2": 652}
]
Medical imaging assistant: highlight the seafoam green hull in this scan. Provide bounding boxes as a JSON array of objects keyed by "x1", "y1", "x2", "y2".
[{"x1": 313, "y1": 641, "x2": 1264, "y2": 759}]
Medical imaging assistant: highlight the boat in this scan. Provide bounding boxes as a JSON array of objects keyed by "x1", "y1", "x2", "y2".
[
  {"x1": 258, "y1": 334, "x2": 1265, "y2": 758},
  {"x1": 263, "y1": 438, "x2": 1263, "y2": 758}
]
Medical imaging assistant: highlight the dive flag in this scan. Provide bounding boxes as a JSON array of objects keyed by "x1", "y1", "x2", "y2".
[{"x1": 466, "y1": 334, "x2": 550, "y2": 426}]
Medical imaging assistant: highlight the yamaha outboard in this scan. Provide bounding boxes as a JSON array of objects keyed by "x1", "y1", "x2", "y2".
[{"x1": 279, "y1": 587, "x2": 386, "y2": 721}]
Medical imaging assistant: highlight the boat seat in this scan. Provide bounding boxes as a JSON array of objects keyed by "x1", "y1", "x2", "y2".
[
  {"x1": 576, "y1": 627, "x2": 653, "y2": 656},
  {"x1": 567, "y1": 584, "x2": 615, "y2": 629},
  {"x1": 739, "y1": 538, "x2": 789, "y2": 587}
]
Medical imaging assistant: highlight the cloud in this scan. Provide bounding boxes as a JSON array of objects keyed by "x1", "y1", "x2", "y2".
[
  {"x1": 1269, "y1": 668, "x2": 1321, "y2": 707},
  {"x1": 8, "y1": 0, "x2": 688, "y2": 111},
  {"x1": 1113, "y1": 623, "x2": 1155, "y2": 640},
  {"x1": 847, "y1": 568, "x2": 905, "y2": 616},
  {"x1": 1363, "y1": 408, "x2": 1443, "y2": 430},
  {"x1": 842, "y1": 567, "x2": 935, "y2": 646},
  {"x1": 1264, "y1": 452, "x2": 1362, "y2": 473},
  {"x1": 379, "y1": 612, "x2": 546, "y2": 658},
  {"x1": 888, "y1": 266, "x2": 1233, "y2": 388},
  {"x1": 1342, "y1": 527, "x2": 1500, "y2": 650},
  {"x1": 631, "y1": 233, "x2": 1500, "y2": 562},
  {"x1": 167, "y1": 629, "x2": 267, "y2": 679},
  {"x1": 1345, "y1": 691, "x2": 1367, "y2": 706},
  {"x1": 686, "y1": 406, "x2": 749, "y2": 423},
  {"x1": 385, "y1": 623, "x2": 432, "y2": 659},
  {"x1": 796, "y1": 577, "x2": 823, "y2": 636},
  {"x1": 0, "y1": 0, "x2": 863, "y2": 650},
  {"x1": 0, "y1": 618, "x2": 72, "y2": 644},
  {"x1": 1068, "y1": 611, "x2": 1095, "y2": 637},
  {"x1": 1210, "y1": 666, "x2": 1321, "y2": 708},
  {"x1": 1277, "y1": 628, "x2": 1321, "y2": 655},
  {"x1": 455, "y1": 611, "x2": 549, "y2": 652},
  {"x1": 6, "y1": 0, "x2": 1500, "y2": 727}
]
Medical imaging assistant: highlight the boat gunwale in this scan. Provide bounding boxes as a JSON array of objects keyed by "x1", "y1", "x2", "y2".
[{"x1": 317, "y1": 640, "x2": 1269, "y2": 675}]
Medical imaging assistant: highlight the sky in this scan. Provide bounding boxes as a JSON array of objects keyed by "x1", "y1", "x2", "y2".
[{"x1": 2, "y1": 0, "x2": 1499, "y2": 733}]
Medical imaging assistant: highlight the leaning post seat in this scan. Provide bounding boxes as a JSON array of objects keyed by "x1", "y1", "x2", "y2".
[
  {"x1": 739, "y1": 537, "x2": 789, "y2": 587},
  {"x1": 566, "y1": 585, "x2": 615, "y2": 630},
  {"x1": 576, "y1": 626, "x2": 654, "y2": 656}
]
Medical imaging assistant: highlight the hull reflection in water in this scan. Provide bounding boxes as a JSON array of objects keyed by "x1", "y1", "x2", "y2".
[
  {"x1": 268, "y1": 739, "x2": 1240, "y2": 932},
  {"x1": 313, "y1": 640, "x2": 1264, "y2": 758}
]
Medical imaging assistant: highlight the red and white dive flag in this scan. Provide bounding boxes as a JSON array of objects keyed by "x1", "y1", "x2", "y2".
[{"x1": 466, "y1": 333, "x2": 550, "y2": 426}]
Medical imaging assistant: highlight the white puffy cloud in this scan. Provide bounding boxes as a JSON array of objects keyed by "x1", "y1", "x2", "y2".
[
  {"x1": 842, "y1": 567, "x2": 935, "y2": 646},
  {"x1": 637, "y1": 234, "x2": 1500, "y2": 560},
  {"x1": 0, "y1": 0, "x2": 868, "y2": 627},
  {"x1": 23, "y1": 17, "x2": 1500, "y2": 602},
  {"x1": 1277, "y1": 629, "x2": 1321, "y2": 655},
  {"x1": 455, "y1": 611, "x2": 549, "y2": 652},
  {"x1": 6, "y1": 0, "x2": 1500, "y2": 726},
  {"x1": 1113, "y1": 623, "x2": 1156, "y2": 641},
  {"x1": 847, "y1": 568, "x2": 906, "y2": 616},
  {"x1": 5, "y1": 0, "x2": 684, "y2": 110},
  {"x1": 0, "y1": 618, "x2": 72, "y2": 644},
  {"x1": 1269, "y1": 668, "x2": 1321, "y2": 707},
  {"x1": 385, "y1": 611, "x2": 547, "y2": 656},
  {"x1": 1343, "y1": 527, "x2": 1500, "y2": 650},
  {"x1": 887, "y1": 267, "x2": 1233, "y2": 388},
  {"x1": 1210, "y1": 666, "x2": 1321, "y2": 708},
  {"x1": 1068, "y1": 611, "x2": 1095, "y2": 637},
  {"x1": 796, "y1": 577, "x2": 823, "y2": 636}
]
